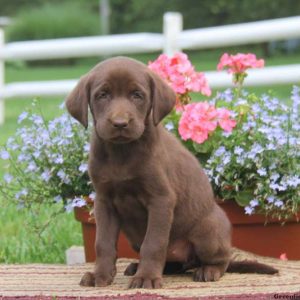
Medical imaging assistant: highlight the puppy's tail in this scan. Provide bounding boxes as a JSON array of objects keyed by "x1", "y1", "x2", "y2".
[{"x1": 227, "y1": 260, "x2": 279, "y2": 274}]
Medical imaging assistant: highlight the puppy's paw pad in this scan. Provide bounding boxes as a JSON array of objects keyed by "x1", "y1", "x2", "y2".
[
  {"x1": 128, "y1": 277, "x2": 162, "y2": 289},
  {"x1": 193, "y1": 266, "x2": 222, "y2": 282},
  {"x1": 124, "y1": 263, "x2": 139, "y2": 276},
  {"x1": 80, "y1": 272, "x2": 95, "y2": 286}
]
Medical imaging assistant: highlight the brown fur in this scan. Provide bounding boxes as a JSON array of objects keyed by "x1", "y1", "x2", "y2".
[{"x1": 66, "y1": 57, "x2": 278, "y2": 289}]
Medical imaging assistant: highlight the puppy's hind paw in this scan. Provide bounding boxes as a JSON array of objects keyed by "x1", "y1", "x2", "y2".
[
  {"x1": 80, "y1": 271, "x2": 114, "y2": 287},
  {"x1": 124, "y1": 262, "x2": 139, "y2": 276},
  {"x1": 80, "y1": 272, "x2": 95, "y2": 286}
]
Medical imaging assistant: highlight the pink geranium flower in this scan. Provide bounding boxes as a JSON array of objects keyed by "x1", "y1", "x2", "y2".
[
  {"x1": 148, "y1": 52, "x2": 211, "y2": 97},
  {"x1": 178, "y1": 102, "x2": 236, "y2": 144},
  {"x1": 279, "y1": 253, "x2": 288, "y2": 260},
  {"x1": 217, "y1": 53, "x2": 264, "y2": 74},
  {"x1": 217, "y1": 108, "x2": 237, "y2": 132}
]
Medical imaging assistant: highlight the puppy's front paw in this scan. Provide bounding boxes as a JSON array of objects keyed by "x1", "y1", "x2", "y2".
[
  {"x1": 95, "y1": 275, "x2": 114, "y2": 287},
  {"x1": 128, "y1": 276, "x2": 163, "y2": 289},
  {"x1": 193, "y1": 265, "x2": 223, "y2": 282},
  {"x1": 80, "y1": 272, "x2": 95, "y2": 286},
  {"x1": 79, "y1": 271, "x2": 114, "y2": 287}
]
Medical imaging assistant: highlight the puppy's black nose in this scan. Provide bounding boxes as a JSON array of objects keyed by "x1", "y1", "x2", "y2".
[{"x1": 112, "y1": 119, "x2": 128, "y2": 129}]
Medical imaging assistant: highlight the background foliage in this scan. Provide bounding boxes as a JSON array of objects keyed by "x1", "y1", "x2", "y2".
[
  {"x1": 1, "y1": 0, "x2": 300, "y2": 40},
  {"x1": 109, "y1": 0, "x2": 300, "y2": 34},
  {"x1": 6, "y1": 1, "x2": 100, "y2": 41}
]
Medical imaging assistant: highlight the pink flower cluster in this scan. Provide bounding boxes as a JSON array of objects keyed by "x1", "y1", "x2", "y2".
[
  {"x1": 217, "y1": 53, "x2": 264, "y2": 74},
  {"x1": 148, "y1": 52, "x2": 211, "y2": 96},
  {"x1": 178, "y1": 102, "x2": 237, "y2": 144}
]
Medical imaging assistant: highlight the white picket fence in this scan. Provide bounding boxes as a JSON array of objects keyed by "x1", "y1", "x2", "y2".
[{"x1": 1, "y1": 12, "x2": 300, "y2": 124}]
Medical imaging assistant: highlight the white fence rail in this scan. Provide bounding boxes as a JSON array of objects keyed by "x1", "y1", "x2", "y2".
[
  {"x1": 1, "y1": 33, "x2": 164, "y2": 61},
  {"x1": 4, "y1": 64, "x2": 300, "y2": 100},
  {"x1": 179, "y1": 16, "x2": 300, "y2": 49},
  {"x1": 1, "y1": 12, "x2": 300, "y2": 124}
]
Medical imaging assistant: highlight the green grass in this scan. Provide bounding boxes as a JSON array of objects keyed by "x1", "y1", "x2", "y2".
[
  {"x1": 0, "y1": 202, "x2": 82, "y2": 263},
  {"x1": 0, "y1": 97, "x2": 83, "y2": 263},
  {"x1": 0, "y1": 97, "x2": 81, "y2": 264},
  {"x1": 0, "y1": 50, "x2": 299, "y2": 263}
]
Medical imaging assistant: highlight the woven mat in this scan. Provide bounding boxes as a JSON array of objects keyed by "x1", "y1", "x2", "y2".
[{"x1": 0, "y1": 249, "x2": 300, "y2": 300}]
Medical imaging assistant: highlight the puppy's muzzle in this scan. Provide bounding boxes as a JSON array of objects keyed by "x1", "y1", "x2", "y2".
[
  {"x1": 112, "y1": 117, "x2": 129, "y2": 129},
  {"x1": 109, "y1": 112, "x2": 131, "y2": 130}
]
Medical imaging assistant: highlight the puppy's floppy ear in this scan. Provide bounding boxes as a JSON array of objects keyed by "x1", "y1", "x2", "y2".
[
  {"x1": 65, "y1": 74, "x2": 90, "y2": 128},
  {"x1": 149, "y1": 70, "x2": 176, "y2": 126}
]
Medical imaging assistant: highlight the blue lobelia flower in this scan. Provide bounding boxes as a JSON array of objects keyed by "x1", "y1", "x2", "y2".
[
  {"x1": 79, "y1": 163, "x2": 88, "y2": 173},
  {"x1": 266, "y1": 196, "x2": 275, "y2": 203},
  {"x1": 285, "y1": 176, "x2": 300, "y2": 188},
  {"x1": 59, "y1": 102, "x2": 65, "y2": 110},
  {"x1": 18, "y1": 111, "x2": 29, "y2": 124},
  {"x1": 4, "y1": 173, "x2": 13, "y2": 183},
  {"x1": 165, "y1": 121, "x2": 174, "y2": 131},
  {"x1": 84, "y1": 143, "x2": 90, "y2": 152},
  {"x1": 234, "y1": 146, "x2": 244, "y2": 155},
  {"x1": 72, "y1": 197, "x2": 86, "y2": 208},
  {"x1": 89, "y1": 192, "x2": 96, "y2": 201},
  {"x1": 54, "y1": 195, "x2": 63, "y2": 203},
  {"x1": 214, "y1": 146, "x2": 226, "y2": 157},
  {"x1": 30, "y1": 114, "x2": 44, "y2": 126},
  {"x1": 267, "y1": 143, "x2": 276, "y2": 150},
  {"x1": 216, "y1": 89, "x2": 234, "y2": 103},
  {"x1": 27, "y1": 162, "x2": 37, "y2": 172},
  {"x1": 64, "y1": 200, "x2": 74, "y2": 213},
  {"x1": 270, "y1": 173, "x2": 280, "y2": 182},
  {"x1": 222, "y1": 131, "x2": 232, "y2": 138},
  {"x1": 0, "y1": 150, "x2": 10, "y2": 160},
  {"x1": 270, "y1": 182, "x2": 280, "y2": 191},
  {"x1": 53, "y1": 155, "x2": 64, "y2": 164},
  {"x1": 41, "y1": 169, "x2": 51, "y2": 182},
  {"x1": 57, "y1": 170, "x2": 71, "y2": 184},
  {"x1": 245, "y1": 206, "x2": 254, "y2": 215},
  {"x1": 223, "y1": 154, "x2": 231, "y2": 165},
  {"x1": 274, "y1": 200, "x2": 284, "y2": 208},
  {"x1": 257, "y1": 168, "x2": 267, "y2": 176},
  {"x1": 250, "y1": 199, "x2": 259, "y2": 207}
]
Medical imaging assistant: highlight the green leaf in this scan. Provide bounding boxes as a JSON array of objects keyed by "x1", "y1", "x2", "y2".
[
  {"x1": 234, "y1": 189, "x2": 253, "y2": 207},
  {"x1": 236, "y1": 104, "x2": 251, "y2": 115},
  {"x1": 193, "y1": 140, "x2": 213, "y2": 154}
]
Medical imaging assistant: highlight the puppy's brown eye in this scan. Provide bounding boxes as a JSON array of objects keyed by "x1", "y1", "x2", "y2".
[
  {"x1": 131, "y1": 91, "x2": 144, "y2": 101},
  {"x1": 97, "y1": 91, "x2": 110, "y2": 100}
]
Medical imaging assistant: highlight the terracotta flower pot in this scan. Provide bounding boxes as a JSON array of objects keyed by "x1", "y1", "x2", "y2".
[
  {"x1": 74, "y1": 205, "x2": 138, "y2": 262},
  {"x1": 75, "y1": 201, "x2": 300, "y2": 262},
  {"x1": 219, "y1": 201, "x2": 300, "y2": 260}
]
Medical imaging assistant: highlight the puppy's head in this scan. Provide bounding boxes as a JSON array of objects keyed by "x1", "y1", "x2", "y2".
[{"x1": 65, "y1": 57, "x2": 176, "y2": 144}]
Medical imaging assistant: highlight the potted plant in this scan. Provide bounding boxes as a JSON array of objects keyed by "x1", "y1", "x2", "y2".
[
  {"x1": 1, "y1": 52, "x2": 299, "y2": 261},
  {"x1": 73, "y1": 198, "x2": 138, "y2": 261},
  {"x1": 149, "y1": 52, "x2": 300, "y2": 259}
]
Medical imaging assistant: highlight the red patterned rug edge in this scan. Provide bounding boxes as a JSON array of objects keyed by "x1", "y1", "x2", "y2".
[{"x1": 2, "y1": 291, "x2": 300, "y2": 300}]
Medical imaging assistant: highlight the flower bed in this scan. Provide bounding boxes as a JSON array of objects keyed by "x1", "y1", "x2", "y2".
[
  {"x1": 0, "y1": 52, "x2": 299, "y2": 230},
  {"x1": 150, "y1": 52, "x2": 299, "y2": 221}
]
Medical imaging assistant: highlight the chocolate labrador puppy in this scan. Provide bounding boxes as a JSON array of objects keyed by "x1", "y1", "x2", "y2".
[{"x1": 66, "y1": 57, "x2": 277, "y2": 289}]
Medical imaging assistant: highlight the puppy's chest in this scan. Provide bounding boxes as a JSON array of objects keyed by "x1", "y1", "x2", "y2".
[
  {"x1": 96, "y1": 168, "x2": 148, "y2": 205},
  {"x1": 93, "y1": 155, "x2": 141, "y2": 182},
  {"x1": 92, "y1": 160, "x2": 150, "y2": 212},
  {"x1": 109, "y1": 178, "x2": 148, "y2": 220},
  {"x1": 97, "y1": 167, "x2": 135, "y2": 183}
]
